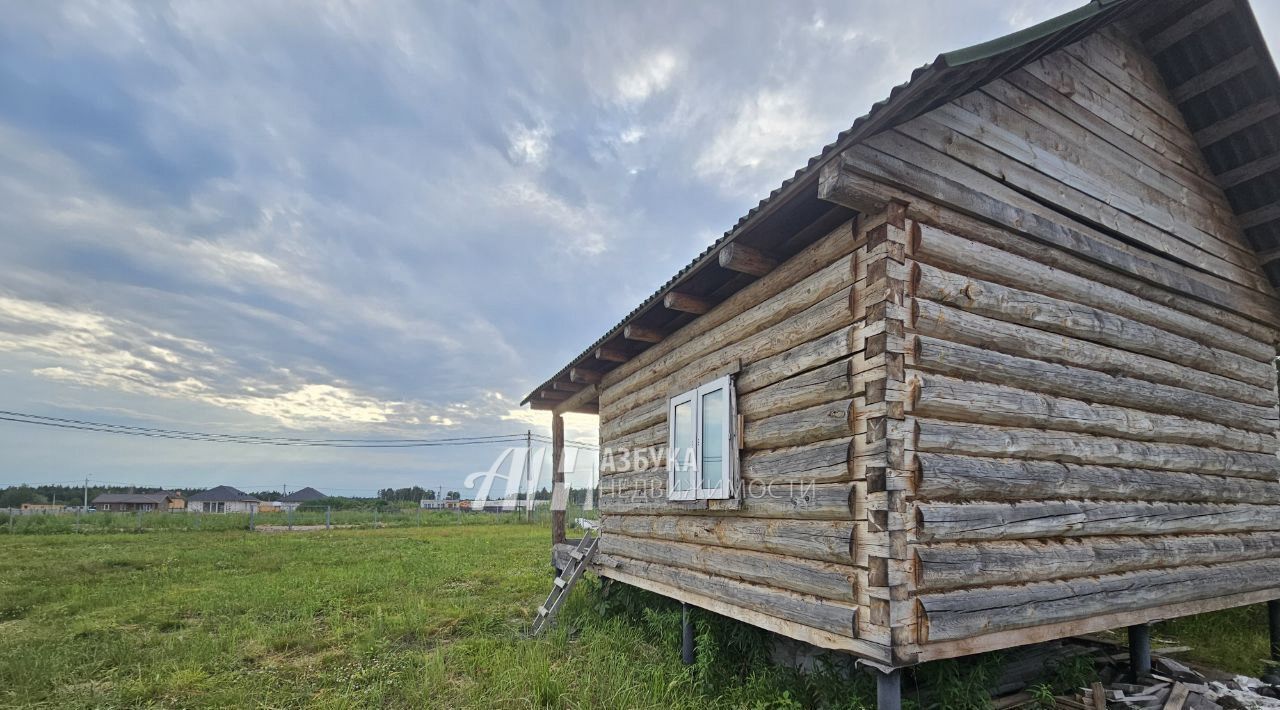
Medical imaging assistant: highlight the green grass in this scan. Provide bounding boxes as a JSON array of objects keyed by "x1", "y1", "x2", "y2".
[{"x1": 0, "y1": 523, "x2": 1271, "y2": 708}]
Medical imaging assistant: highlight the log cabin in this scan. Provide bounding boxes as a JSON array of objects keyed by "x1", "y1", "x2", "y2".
[{"x1": 523, "y1": 0, "x2": 1280, "y2": 705}]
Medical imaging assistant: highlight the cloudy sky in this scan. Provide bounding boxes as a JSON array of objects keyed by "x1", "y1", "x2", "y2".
[{"x1": 4, "y1": 0, "x2": 1275, "y2": 496}]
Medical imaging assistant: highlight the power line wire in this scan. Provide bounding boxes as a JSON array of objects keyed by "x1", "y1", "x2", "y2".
[{"x1": 0, "y1": 410, "x2": 537, "y2": 448}]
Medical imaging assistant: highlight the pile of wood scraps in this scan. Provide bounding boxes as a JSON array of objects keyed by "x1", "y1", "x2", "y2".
[{"x1": 997, "y1": 642, "x2": 1280, "y2": 709}]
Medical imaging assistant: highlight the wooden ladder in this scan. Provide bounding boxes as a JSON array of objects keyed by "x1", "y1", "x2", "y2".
[{"x1": 530, "y1": 531, "x2": 598, "y2": 636}]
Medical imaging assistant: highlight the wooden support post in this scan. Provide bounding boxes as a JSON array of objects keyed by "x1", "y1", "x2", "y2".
[
  {"x1": 682, "y1": 603, "x2": 696, "y2": 666},
  {"x1": 551, "y1": 412, "x2": 566, "y2": 546},
  {"x1": 875, "y1": 667, "x2": 901, "y2": 710},
  {"x1": 1128, "y1": 623, "x2": 1152, "y2": 680}
]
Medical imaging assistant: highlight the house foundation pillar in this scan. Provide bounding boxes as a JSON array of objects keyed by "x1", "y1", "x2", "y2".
[
  {"x1": 874, "y1": 667, "x2": 901, "y2": 710},
  {"x1": 1128, "y1": 623, "x2": 1152, "y2": 680},
  {"x1": 681, "y1": 603, "x2": 695, "y2": 666}
]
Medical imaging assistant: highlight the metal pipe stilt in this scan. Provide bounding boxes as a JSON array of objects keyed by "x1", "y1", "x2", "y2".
[
  {"x1": 875, "y1": 667, "x2": 901, "y2": 710},
  {"x1": 1128, "y1": 623, "x2": 1152, "y2": 681},
  {"x1": 681, "y1": 603, "x2": 695, "y2": 666}
]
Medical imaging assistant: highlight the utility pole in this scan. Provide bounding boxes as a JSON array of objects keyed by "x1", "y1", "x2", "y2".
[
  {"x1": 83, "y1": 477, "x2": 88, "y2": 510},
  {"x1": 524, "y1": 430, "x2": 533, "y2": 520}
]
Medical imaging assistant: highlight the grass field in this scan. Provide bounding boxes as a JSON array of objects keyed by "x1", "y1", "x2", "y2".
[{"x1": 0, "y1": 522, "x2": 1271, "y2": 709}]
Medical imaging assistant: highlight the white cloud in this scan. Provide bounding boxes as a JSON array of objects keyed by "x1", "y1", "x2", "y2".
[
  {"x1": 506, "y1": 122, "x2": 552, "y2": 168},
  {"x1": 693, "y1": 90, "x2": 826, "y2": 199},
  {"x1": 616, "y1": 50, "x2": 680, "y2": 103}
]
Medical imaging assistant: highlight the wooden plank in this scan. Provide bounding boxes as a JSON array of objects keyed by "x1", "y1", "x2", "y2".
[
  {"x1": 742, "y1": 438, "x2": 854, "y2": 485},
  {"x1": 917, "y1": 557, "x2": 1280, "y2": 643},
  {"x1": 916, "y1": 500, "x2": 1280, "y2": 542},
  {"x1": 910, "y1": 222, "x2": 1276, "y2": 363},
  {"x1": 913, "y1": 261, "x2": 1274, "y2": 389},
  {"x1": 738, "y1": 358, "x2": 856, "y2": 422},
  {"x1": 743, "y1": 398, "x2": 854, "y2": 451},
  {"x1": 737, "y1": 325, "x2": 857, "y2": 394},
  {"x1": 553, "y1": 383, "x2": 599, "y2": 415},
  {"x1": 914, "y1": 453, "x2": 1280, "y2": 504},
  {"x1": 1144, "y1": 0, "x2": 1233, "y2": 54},
  {"x1": 719, "y1": 243, "x2": 778, "y2": 276},
  {"x1": 910, "y1": 373, "x2": 1277, "y2": 454},
  {"x1": 599, "y1": 219, "x2": 857, "y2": 405},
  {"x1": 601, "y1": 244, "x2": 858, "y2": 412},
  {"x1": 600, "y1": 514, "x2": 854, "y2": 564},
  {"x1": 1170, "y1": 47, "x2": 1258, "y2": 103},
  {"x1": 599, "y1": 533, "x2": 857, "y2": 601},
  {"x1": 663, "y1": 291, "x2": 711, "y2": 314},
  {"x1": 1240, "y1": 201, "x2": 1280, "y2": 230},
  {"x1": 1215, "y1": 150, "x2": 1280, "y2": 188},
  {"x1": 914, "y1": 532, "x2": 1280, "y2": 592},
  {"x1": 913, "y1": 418, "x2": 1280, "y2": 479},
  {"x1": 912, "y1": 587, "x2": 1280, "y2": 662},
  {"x1": 1194, "y1": 98, "x2": 1280, "y2": 147},
  {"x1": 597, "y1": 553, "x2": 858, "y2": 637},
  {"x1": 596, "y1": 565, "x2": 886, "y2": 660},
  {"x1": 599, "y1": 481, "x2": 855, "y2": 520},
  {"x1": 821, "y1": 168, "x2": 1280, "y2": 348},
  {"x1": 838, "y1": 137, "x2": 1280, "y2": 326},
  {"x1": 912, "y1": 316, "x2": 1279, "y2": 433},
  {"x1": 912, "y1": 97, "x2": 1261, "y2": 281}
]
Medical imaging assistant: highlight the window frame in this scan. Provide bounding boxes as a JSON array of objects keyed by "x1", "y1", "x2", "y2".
[{"x1": 666, "y1": 374, "x2": 738, "y2": 501}]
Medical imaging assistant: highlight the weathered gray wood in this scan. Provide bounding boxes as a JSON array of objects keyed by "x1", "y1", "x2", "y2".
[
  {"x1": 600, "y1": 399, "x2": 666, "y2": 442},
  {"x1": 911, "y1": 374, "x2": 1277, "y2": 454},
  {"x1": 1169, "y1": 47, "x2": 1257, "y2": 103},
  {"x1": 600, "y1": 220, "x2": 857, "y2": 407},
  {"x1": 838, "y1": 133, "x2": 1280, "y2": 326},
  {"x1": 570, "y1": 368, "x2": 602, "y2": 384},
  {"x1": 596, "y1": 346, "x2": 629, "y2": 363},
  {"x1": 601, "y1": 258, "x2": 857, "y2": 421},
  {"x1": 914, "y1": 532, "x2": 1280, "y2": 592},
  {"x1": 912, "y1": 317, "x2": 1278, "y2": 433},
  {"x1": 743, "y1": 438, "x2": 854, "y2": 485},
  {"x1": 1195, "y1": 98, "x2": 1280, "y2": 148},
  {"x1": 1144, "y1": 0, "x2": 1233, "y2": 54},
  {"x1": 903, "y1": 104, "x2": 1263, "y2": 288},
  {"x1": 742, "y1": 398, "x2": 854, "y2": 451},
  {"x1": 600, "y1": 514, "x2": 854, "y2": 564},
  {"x1": 917, "y1": 557, "x2": 1280, "y2": 643},
  {"x1": 599, "y1": 534, "x2": 856, "y2": 601},
  {"x1": 823, "y1": 171, "x2": 1279, "y2": 349},
  {"x1": 600, "y1": 481, "x2": 854, "y2": 520},
  {"x1": 914, "y1": 453, "x2": 1280, "y2": 504},
  {"x1": 739, "y1": 358, "x2": 855, "y2": 422},
  {"x1": 597, "y1": 553, "x2": 859, "y2": 638},
  {"x1": 911, "y1": 222, "x2": 1275, "y2": 364},
  {"x1": 737, "y1": 325, "x2": 858, "y2": 394},
  {"x1": 914, "y1": 419, "x2": 1280, "y2": 479},
  {"x1": 913, "y1": 261, "x2": 1274, "y2": 389},
  {"x1": 916, "y1": 500, "x2": 1280, "y2": 542}
]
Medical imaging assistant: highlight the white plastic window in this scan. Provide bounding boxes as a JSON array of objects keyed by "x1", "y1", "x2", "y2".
[{"x1": 667, "y1": 374, "x2": 737, "y2": 501}]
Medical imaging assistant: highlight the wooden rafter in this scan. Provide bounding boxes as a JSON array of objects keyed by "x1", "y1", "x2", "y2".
[
  {"x1": 664, "y1": 291, "x2": 712, "y2": 314},
  {"x1": 569, "y1": 367, "x2": 602, "y2": 384},
  {"x1": 595, "y1": 346, "x2": 629, "y2": 363},
  {"x1": 1170, "y1": 47, "x2": 1257, "y2": 103},
  {"x1": 719, "y1": 243, "x2": 778, "y2": 276},
  {"x1": 1193, "y1": 98, "x2": 1280, "y2": 146},
  {"x1": 623, "y1": 325, "x2": 664, "y2": 343}
]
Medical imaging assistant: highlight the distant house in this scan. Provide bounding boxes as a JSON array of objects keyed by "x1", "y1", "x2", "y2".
[
  {"x1": 186, "y1": 486, "x2": 259, "y2": 514},
  {"x1": 18, "y1": 503, "x2": 64, "y2": 513},
  {"x1": 421, "y1": 498, "x2": 469, "y2": 510},
  {"x1": 278, "y1": 487, "x2": 326, "y2": 512},
  {"x1": 91, "y1": 491, "x2": 184, "y2": 512}
]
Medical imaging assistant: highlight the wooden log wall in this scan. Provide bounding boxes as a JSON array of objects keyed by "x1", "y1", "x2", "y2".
[
  {"x1": 819, "y1": 25, "x2": 1280, "y2": 663},
  {"x1": 593, "y1": 211, "x2": 900, "y2": 662}
]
